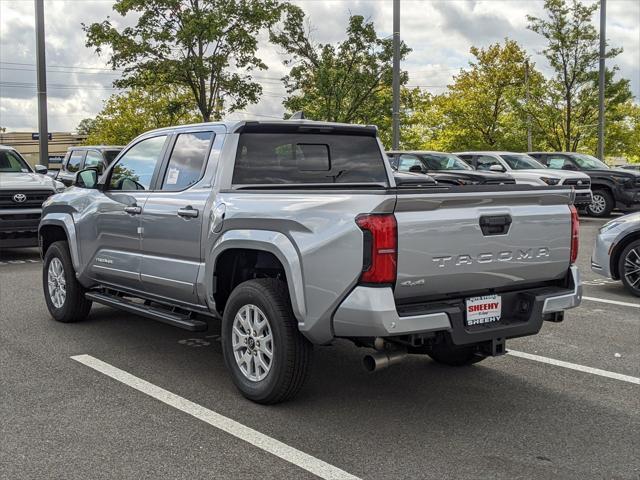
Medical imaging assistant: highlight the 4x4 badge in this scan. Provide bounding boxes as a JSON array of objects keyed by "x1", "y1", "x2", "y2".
[{"x1": 12, "y1": 193, "x2": 27, "y2": 203}]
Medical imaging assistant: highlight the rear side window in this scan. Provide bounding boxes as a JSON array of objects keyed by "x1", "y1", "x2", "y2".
[
  {"x1": 547, "y1": 156, "x2": 569, "y2": 169},
  {"x1": 66, "y1": 151, "x2": 84, "y2": 173},
  {"x1": 84, "y1": 151, "x2": 103, "y2": 168},
  {"x1": 161, "y1": 131, "x2": 213, "y2": 191},
  {"x1": 232, "y1": 133, "x2": 388, "y2": 185}
]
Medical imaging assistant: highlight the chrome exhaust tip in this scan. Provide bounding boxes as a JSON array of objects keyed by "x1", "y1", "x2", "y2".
[{"x1": 363, "y1": 350, "x2": 407, "y2": 372}]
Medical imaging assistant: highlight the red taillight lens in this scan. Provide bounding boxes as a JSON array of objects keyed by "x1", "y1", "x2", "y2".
[
  {"x1": 570, "y1": 205, "x2": 579, "y2": 264},
  {"x1": 356, "y1": 214, "x2": 397, "y2": 284}
]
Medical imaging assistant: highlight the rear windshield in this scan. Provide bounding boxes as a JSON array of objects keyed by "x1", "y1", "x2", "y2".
[{"x1": 232, "y1": 133, "x2": 388, "y2": 186}]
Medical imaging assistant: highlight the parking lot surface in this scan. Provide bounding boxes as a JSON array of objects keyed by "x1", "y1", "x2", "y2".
[{"x1": 1, "y1": 215, "x2": 638, "y2": 480}]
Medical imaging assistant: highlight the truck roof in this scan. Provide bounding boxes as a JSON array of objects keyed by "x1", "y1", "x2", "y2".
[
  {"x1": 67, "y1": 145, "x2": 124, "y2": 150},
  {"x1": 144, "y1": 119, "x2": 378, "y2": 136}
]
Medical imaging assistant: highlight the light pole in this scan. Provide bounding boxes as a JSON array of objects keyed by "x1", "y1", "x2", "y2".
[
  {"x1": 35, "y1": 0, "x2": 49, "y2": 167},
  {"x1": 597, "y1": 0, "x2": 606, "y2": 160},
  {"x1": 391, "y1": 0, "x2": 400, "y2": 149}
]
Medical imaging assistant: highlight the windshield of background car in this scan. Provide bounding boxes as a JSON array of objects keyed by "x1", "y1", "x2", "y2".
[
  {"x1": 103, "y1": 150, "x2": 121, "y2": 164},
  {"x1": 232, "y1": 133, "x2": 389, "y2": 185},
  {"x1": 571, "y1": 154, "x2": 609, "y2": 170},
  {"x1": 501, "y1": 154, "x2": 546, "y2": 170},
  {"x1": 0, "y1": 150, "x2": 31, "y2": 172},
  {"x1": 419, "y1": 153, "x2": 472, "y2": 171}
]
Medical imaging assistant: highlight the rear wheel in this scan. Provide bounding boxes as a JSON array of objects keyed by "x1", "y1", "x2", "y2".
[
  {"x1": 221, "y1": 279, "x2": 313, "y2": 404},
  {"x1": 619, "y1": 240, "x2": 640, "y2": 297},
  {"x1": 43, "y1": 241, "x2": 92, "y2": 322},
  {"x1": 586, "y1": 190, "x2": 614, "y2": 217},
  {"x1": 428, "y1": 344, "x2": 486, "y2": 366}
]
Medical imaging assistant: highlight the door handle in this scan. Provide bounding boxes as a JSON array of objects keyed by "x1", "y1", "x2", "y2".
[
  {"x1": 124, "y1": 205, "x2": 142, "y2": 215},
  {"x1": 178, "y1": 206, "x2": 199, "y2": 218}
]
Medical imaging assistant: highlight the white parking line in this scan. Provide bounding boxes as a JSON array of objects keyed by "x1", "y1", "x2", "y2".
[
  {"x1": 508, "y1": 350, "x2": 640, "y2": 385},
  {"x1": 582, "y1": 296, "x2": 640, "y2": 309},
  {"x1": 71, "y1": 354, "x2": 360, "y2": 480}
]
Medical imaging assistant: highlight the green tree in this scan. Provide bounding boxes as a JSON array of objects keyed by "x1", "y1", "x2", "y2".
[
  {"x1": 527, "y1": 0, "x2": 626, "y2": 152},
  {"x1": 76, "y1": 118, "x2": 97, "y2": 136},
  {"x1": 84, "y1": 0, "x2": 287, "y2": 121},
  {"x1": 405, "y1": 40, "x2": 542, "y2": 151},
  {"x1": 270, "y1": 8, "x2": 411, "y2": 145},
  {"x1": 85, "y1": 88, "x2": 200, "y2": 145}
]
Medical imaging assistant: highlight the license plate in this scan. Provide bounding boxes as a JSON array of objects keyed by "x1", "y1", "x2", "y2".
[{"x1": 465, "y1": 294, "x2": 502, "y2": 326}]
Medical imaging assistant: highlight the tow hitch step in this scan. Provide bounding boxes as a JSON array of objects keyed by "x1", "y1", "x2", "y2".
[{"x1": 85, "y1": 291, "x2": 207, "y2": 332}]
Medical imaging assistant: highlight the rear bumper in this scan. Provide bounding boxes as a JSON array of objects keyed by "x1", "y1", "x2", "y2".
[{"x1": 333, "y1": 266, "x2": 581, "y2": 344}]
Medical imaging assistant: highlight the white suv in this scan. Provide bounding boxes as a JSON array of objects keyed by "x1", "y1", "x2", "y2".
[{"x1": 456, "y1": 151, "x2": 593, "y2": 207}]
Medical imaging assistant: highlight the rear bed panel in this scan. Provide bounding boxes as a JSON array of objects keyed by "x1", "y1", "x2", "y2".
[{"x1": 394, "y1": 188, "x2": 573, "y2": 301}]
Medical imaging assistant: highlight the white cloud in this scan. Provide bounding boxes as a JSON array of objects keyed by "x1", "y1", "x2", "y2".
[{"x1": 1, "y1": 0, "x2": 638, "y2": 131}]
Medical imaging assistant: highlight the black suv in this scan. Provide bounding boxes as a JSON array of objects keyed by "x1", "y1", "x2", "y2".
[
  {"x1": 56, "y1": 146, "x2": 123, "y2": 187},
  {"x1": 387, "y1": 151, "x2": 515, "y2": 186},
  {"x1": 529, "y1": 152, "x2": 640, "y2": 217}
]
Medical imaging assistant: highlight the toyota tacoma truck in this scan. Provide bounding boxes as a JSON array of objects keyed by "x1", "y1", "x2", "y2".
[
  {"x1": 1, "y1": 145, "x2": 65, "y2": 248},
  {"x1": 39, "y1": 121, "x2": 582, "y2": 404}
]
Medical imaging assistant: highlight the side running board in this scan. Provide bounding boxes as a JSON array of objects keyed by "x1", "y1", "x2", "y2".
[{"x1": 85, "y1": 291, "x2": 208, "y2": 332}]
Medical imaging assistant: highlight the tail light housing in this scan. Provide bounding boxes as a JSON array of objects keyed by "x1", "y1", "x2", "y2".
[
  {"x1": 570, "y1": 205, "x2": 579, "y2": 264},
  {"x1": 356, "y1": 214, "x2": 397, "y2": 285}
]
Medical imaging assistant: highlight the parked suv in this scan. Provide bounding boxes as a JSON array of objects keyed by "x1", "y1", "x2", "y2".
[
  {"x1": 387, "y1": 151, "x2": 515, "y2": 185},
  {"x1": 528, "y1": 152, "x2": 640, "y2": 217},
  {"x1": 457, "y1": 152, "x2": 593, "y2": 207},
  {"x1": 0, "y1": 145, "x2": 64, "y2": 248},
  {"x1": 56, "y1": 146, "x2": 123, "y2": 186},
  {"x1": 39, "y1": 121, "x2": 581, "y2": 404}
]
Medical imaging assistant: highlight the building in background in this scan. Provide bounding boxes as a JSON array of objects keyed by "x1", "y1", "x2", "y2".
[{"x1": 0, "y1": 132, "x2": 87, "y2": 170}]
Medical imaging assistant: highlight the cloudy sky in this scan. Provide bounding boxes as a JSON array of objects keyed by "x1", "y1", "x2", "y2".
[{"x1": 1, "y1": 0, "x2": 638, "y2": 132}]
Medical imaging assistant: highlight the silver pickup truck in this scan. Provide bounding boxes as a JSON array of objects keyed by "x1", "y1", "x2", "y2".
[{"x1": 39, "y1": 121, "x2": 582, "y2": 404}]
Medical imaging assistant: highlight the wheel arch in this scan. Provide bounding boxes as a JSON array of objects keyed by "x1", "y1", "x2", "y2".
[
  {"x1": 610, "y1": 230, "x2": 640, "y2": 280},
  {"x1": 207, "y1": 230, "x2": 306, "y2": 322},
  {"x1": 38, "y1": 214, "x2": 80, "y2": 270}
]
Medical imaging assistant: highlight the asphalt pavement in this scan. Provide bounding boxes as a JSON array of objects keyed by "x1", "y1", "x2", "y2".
[{"x1": 1, "y1": 214, "x2": 638, "y2": 480}]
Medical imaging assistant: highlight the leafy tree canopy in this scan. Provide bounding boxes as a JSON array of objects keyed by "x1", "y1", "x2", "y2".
[
  {"x1": 84, "y1": 88, "x2": 200, "y2": 145},
  {"x1": 270, "y1": 8, "x2": 411, "y2": 146},
  {"x1": 84, "y1": 0, "x2": 287, "y2": 121}
]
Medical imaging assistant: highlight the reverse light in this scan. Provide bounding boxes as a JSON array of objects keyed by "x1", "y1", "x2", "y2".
[
  {"x1": 570, "y1": 205, "x2": 579, "y2": 264},
  {"x1": 356, "y1": 214, "x2": 397, "y2": 285}
]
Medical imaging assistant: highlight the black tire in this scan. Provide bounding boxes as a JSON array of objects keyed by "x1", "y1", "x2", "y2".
[
  {"x1": 42, "y1": 241, "x2": 92, "y2": 322},
  {"x1": 221, "y1": 278, "x2": 313, "y2": 404},
  {"x1": 586, "y1": 189, "x2": 615, "y2": 217},
  {"x1": 428, "y1": 344, "x2": 486, "y2": 367},
  {"x1": 618, "y1": 240, "x2": 640, "y2": 297}
]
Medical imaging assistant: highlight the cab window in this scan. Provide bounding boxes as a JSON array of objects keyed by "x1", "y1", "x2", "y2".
[
  {"x1": 108, "y1": 136, "x2": 167, "y2": 191},
  {"x1": 398, "y1": 154, "x2": 424, "y2": 172},
  {"x1": 546, "y1": 156, "x2": 570, "y2": 169},
  {"x1": 475, "y1": 155, "x2": 502, "y2": 171},
  {"x1": 161, "y1": 132, "x2": 213, "y2": 191},
  {"x1": 84, "y1": 151, "x2": 103, "y2": 170}
]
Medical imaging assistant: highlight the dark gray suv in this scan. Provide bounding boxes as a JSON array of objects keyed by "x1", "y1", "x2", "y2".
[{"x1": 56, "y1": 146, "x2": 123, "y2": 186}]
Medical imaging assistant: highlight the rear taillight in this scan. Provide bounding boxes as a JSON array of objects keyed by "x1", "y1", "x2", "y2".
[
  {"x1": 570, "y1": 205, "x2": 579, "y2": 264},
  {"x1": 356, "y1": 214, "x2": 397, "y2": 285}
]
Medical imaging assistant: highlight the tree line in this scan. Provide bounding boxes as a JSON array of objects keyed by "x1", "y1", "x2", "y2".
[{"x1": 78, "y1": 0, "x2": 640, "y2": 162}]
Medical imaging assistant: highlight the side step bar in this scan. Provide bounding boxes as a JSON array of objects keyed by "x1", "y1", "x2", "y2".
[{"x1": 85, "y1": 291, "x2": 208, "y2": 332}]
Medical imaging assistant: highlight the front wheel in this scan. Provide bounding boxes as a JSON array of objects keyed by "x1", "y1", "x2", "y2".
[
  {"x1": 42, "y1": 241, "x2": 92, "y2": 322},
  {"x1": 586, "y1": 190, "x2": 614, "y2": 217},
  {"x1": 221, "y1": 279, "x2": 313, "y2": 404},
  {"x1": 619, "y1": 240, "x2": 640, "y2": 297}
]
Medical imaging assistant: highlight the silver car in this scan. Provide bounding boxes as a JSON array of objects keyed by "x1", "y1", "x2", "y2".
[{"x1": 592, "y1": 212, "x2": 640, "y2": 296}]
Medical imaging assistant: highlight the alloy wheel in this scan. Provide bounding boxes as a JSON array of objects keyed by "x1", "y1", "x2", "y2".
[
  {"x1": 47, "y1": 257, "x2": 67, "y2": 308},
  {"x1": 232, "y1": 304, "x2": 274, "y2": 382},
  {"x1": 623, "y1": 247, "x2": 640, "y2": 290},
  {"x1": 589, "y1": 194, "x2": 606, "y2": 215}
]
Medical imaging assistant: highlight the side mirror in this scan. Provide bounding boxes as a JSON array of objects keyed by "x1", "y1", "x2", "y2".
[
  {"x1": 409, "y1": 165, "x2": 425, "y2": 173},
  {"x1": 75, "y1": 168, "x2": 99, "y2": 189},
  {"x1": 489, "y1": 164, "x2": 506, "y2": 172},
  {"x1": 34, "y1": 164, "x2": 48, "y2": 175}
]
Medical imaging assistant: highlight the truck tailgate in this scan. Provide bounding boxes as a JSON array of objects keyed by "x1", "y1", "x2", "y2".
[{"x1": 393, "y1": 188, "x2": 573, "y2": 301}]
